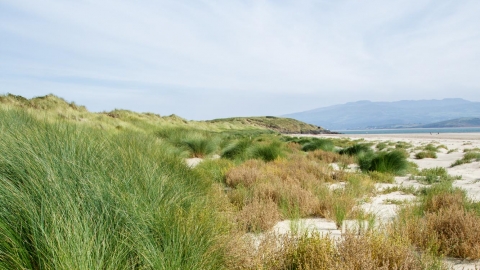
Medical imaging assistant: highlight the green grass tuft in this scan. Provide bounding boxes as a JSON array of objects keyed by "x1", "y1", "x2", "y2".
[{"x1": 358, "y1": 150, "x2": 409, "y2": 175}]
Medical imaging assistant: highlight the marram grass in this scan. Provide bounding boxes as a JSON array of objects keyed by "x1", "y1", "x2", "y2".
[{"x1": 0, "y1": 109, "x2": 229, "y2": 270}]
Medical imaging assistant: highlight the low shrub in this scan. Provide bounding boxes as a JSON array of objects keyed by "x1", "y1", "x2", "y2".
[
  {"x1": 228, "y1": 231, "x2": 445, "y2": 270},
  {"x1": 376, "y1": 142, "x2": 387, "y2": 150},
  {"x1": 424, "y1": 143, "x2": 439, "y2": 152},
  {"x1": 181, "y1": 135, "x2": 218, "y2": 158},
  {"x1": 358, "y1": 150, "x2": 409, "y2": 175},
  {"x1": 368, "y1": 171, "x2": 395, "y2": 183},
  {"x1": 415, "y1": 151, "x2": 437, "y2": 159},
  {"x1": 221, "y1": 139, "x2": 252, "y2": 160},
  {"x1": 409, "y1": 167, "x2": 461, "y2": 184},
  {"x1": 249, "y1": 141, "x2": 284, "y2": 162},
  {"x1": 193, "y1": 158, "x2": 234, "y2": 184},
  {"x1": 395, "y1": 141, "x2": 413, "y2": 149},
  {"x1": 451, "y1": 151, "x2": 480, "y2": 167},
  {"x1": 236, "y1": 199, "x2": 281, "y2": 233},
  {"x1": 301, "y1": 138, "x2": 335, "y2": 152},
  {"x1": 339, "y1": 143, "x2": 372, "y2": 156},
  {"x1": 307, "y1": 149, "x2": 355, "y2": 164},
  {"x1": 397, "y1": 182, "x2": 480, "y2": 259}
]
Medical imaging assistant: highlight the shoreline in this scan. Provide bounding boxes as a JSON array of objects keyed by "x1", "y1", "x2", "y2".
[{"x1": 294, "y1": 132, "x2": 480, "y2": 141}]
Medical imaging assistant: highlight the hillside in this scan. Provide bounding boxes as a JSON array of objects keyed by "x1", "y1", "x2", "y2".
[
  {"x1": 284, "y1": 98, "x2": 480, "y2": 130},
  {"x1": 417, "y1": 117, "x2": 480, "y2": 128},
  {"x1": 206, "y1": 116, "x2": 334, "y2": 134},
  {"x1": 0, "y1": 93, "x2": 329, "y2": 134}
]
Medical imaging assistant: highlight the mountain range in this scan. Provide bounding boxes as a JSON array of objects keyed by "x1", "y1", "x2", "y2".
[{"x1": 284, "y1": 98, "x2": 480, "y2": 130}]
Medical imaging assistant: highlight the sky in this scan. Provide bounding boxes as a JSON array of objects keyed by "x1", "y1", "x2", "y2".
[{"x1": 1, "y1": 0, "x2": 480, "y2": 120}]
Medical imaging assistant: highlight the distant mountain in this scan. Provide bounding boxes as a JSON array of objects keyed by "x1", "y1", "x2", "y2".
[
  {"x1": 417, "y1": 117, "x2": 480, "y2": 128},
  {"x1": 283, "y1": 98, "x2": 480, "y2": 130}
]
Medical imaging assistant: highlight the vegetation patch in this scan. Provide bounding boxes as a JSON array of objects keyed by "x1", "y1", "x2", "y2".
[
  {"x1": 358, "y1": 150, "x2": 409, "y2": 175},
  {"x1": 415, "y1": 151, "x2": 438, "y2": 159},
  {"x1": 451, "y1": 151, "x2": 480, "y2": 167},
  {"x1": 396, "y1": 182, "x2": 480, "y2": 259},
  {"x1": 409, "y1": 167, "x2": 462, "y2": 184}
]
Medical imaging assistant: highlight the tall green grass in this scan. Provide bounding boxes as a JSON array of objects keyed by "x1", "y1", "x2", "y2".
[
  {"x1": 301, "y1": 138, "x2": 335, "y2": 152},
  {"x1": 358, "y1": 150, "x2": 409, "y2": 175},
  {"x1": 0, "y1": 109, "x2": 229, "y2": 269},
  {"x1": 338, "y1": 143, "x2": 372, "y2": 156}
]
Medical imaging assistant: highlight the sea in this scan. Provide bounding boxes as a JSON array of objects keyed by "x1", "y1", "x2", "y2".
[{"x1": 335, "y1": 127, "x2": 480, "y2": 135}]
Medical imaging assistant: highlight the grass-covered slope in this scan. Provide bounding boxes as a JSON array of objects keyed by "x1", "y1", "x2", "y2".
[
  {"x1": 207, "y1": 116, "x2": 334, "y2": 134},
  {"x1": 0, "y1": 94, "x2": 331, "y2": 134}
]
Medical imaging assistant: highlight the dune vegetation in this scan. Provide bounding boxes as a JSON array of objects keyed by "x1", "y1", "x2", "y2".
[{"x1": 2, "y1": 94, "x2": 479, "y2": 269}]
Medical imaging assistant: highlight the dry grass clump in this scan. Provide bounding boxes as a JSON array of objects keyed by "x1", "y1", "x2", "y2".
[
  {"x1": 398, "y1": 185, "x2": 480, "y2": 259},
  {"x1": 236, "y1": 199, "x2": 281, "y2": 232},
  {"x1": 368, "y1": 171, "x2": 395, "y2": 183},
  {"x1": 226, "y1": 231, "x2": 444, "y2": 270},
  {"x1": 224, "y1": 155, "x2": 373, "y2": 230},
  {"x1": 225, "y1": 156, "x2": 332, "y2": 221},
  {"x1": 307, "y1": 149, "x2": 355, "y2": 164},
  {"x1": 225, "y1": 159, "x2": 265, "y2": 188}
]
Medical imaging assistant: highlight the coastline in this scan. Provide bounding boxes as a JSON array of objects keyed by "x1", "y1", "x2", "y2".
[{"x1": 295, "y1": 132, "x2": 480, "y2": 141}]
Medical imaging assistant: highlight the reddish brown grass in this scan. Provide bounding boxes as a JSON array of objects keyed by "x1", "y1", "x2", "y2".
[
  {"x1": 399, "y1": 191, "x2": 480, "y2": 259},
  {"x1": 236, "y1": 199, "x2": 281, "y2": 233},
  {"x1": 226, "y1": 231, "x2": 445, "y2": 270},
  {"x1": 307, "y1": 149, "x2": 355, "y2": 164}
]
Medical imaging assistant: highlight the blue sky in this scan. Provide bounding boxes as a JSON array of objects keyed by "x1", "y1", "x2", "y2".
[{"x1": 1, "y1": 1, "x2": 480, "y2": 120}]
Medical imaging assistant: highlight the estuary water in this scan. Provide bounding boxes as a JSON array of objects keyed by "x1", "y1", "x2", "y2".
[{"x1": 335, "y1": 127, "x2": 480, "y2": 135}]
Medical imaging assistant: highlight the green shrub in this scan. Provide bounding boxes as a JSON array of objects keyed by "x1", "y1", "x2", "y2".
[
  {"x1": 395, "y1": 141, "x2": 413, "y2": 149},
  {"x1": 250, "y1": 141, "x2": 284, "y2": 162},
  {"x1": 301, "y1": 138, "x2": 334, "y2": 152},
  {"x1": 410, "y1": 167, "x2": 461, "y2": 184},
  {"x1": 424, "y1": 144, "x2": 438, "y2": 152},
  {"x1": 181, "y1": 135, "x2": 218, "y2": 158},
  {"x1": 193, "y1": 158, "x2": 234, "y2": 184},
  {"x1": 368, "y1": 171, "x2": 395, "y2": 183},
  {"x1": 451, "y1": 151, "x2": 480, "y2": 167},
  {"x1": 359, "y1": 150, "x2": 409, "y2": 175},
  {"x1": 376, "y1": 142, "x2": 387, "y2": 150},
  {"x1": 415, "y1": 151, "x2": 437, "y2": 159},
  {"x1": 339, "y1": 143, "x2": 372, "y2": 156},
  {"x1": 221, "y1": 139, "x2": 252, "y2": 160}
]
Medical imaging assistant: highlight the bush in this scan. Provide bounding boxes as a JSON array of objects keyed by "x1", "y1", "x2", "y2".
[
  {"x1": 397, "y1": 182, "x2": 480, "y2": 259},
  {"x1": 231, "y1": 231, "x2": 444, "y2": 269},
  {"x1": 250, "y1": 141, "x2": 284, "y2": 162},
  {"x1": 193, "y1": 158, "x2": 234, "y2": 184},
  {"x1": 376, "y1": 142, "x2": 387, "y2": 150},
  {"x1": 338, "y1": 143, "x2": 372, "y2": 156},
  {"x1": 358, "y1": 150, "x2": 409, "y2": 175},
  {"x1": 301, "y1": 138, "x2": 334, "y2": 152},
  {"x1": 451, "y1": 151, "x2": 480, "y2": 167},
  {"x1": 415, "y1": 151, "x2": 437, "y2": 159},
  {"x1": 236, "y1": 199, "x2": 281, "y2": 233},
  {"x1": 221, "y1": 139, "x2": 252, "y2": 160},
  {"x1": 181, "y1": 135, "x2": 218, "y2": 158},
  {"x1": 410, "y1": 167, "x2": 461, "y2": 184},
  {"x1": 368, "y1": 171, "x2": 395, "y2": 183}
]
